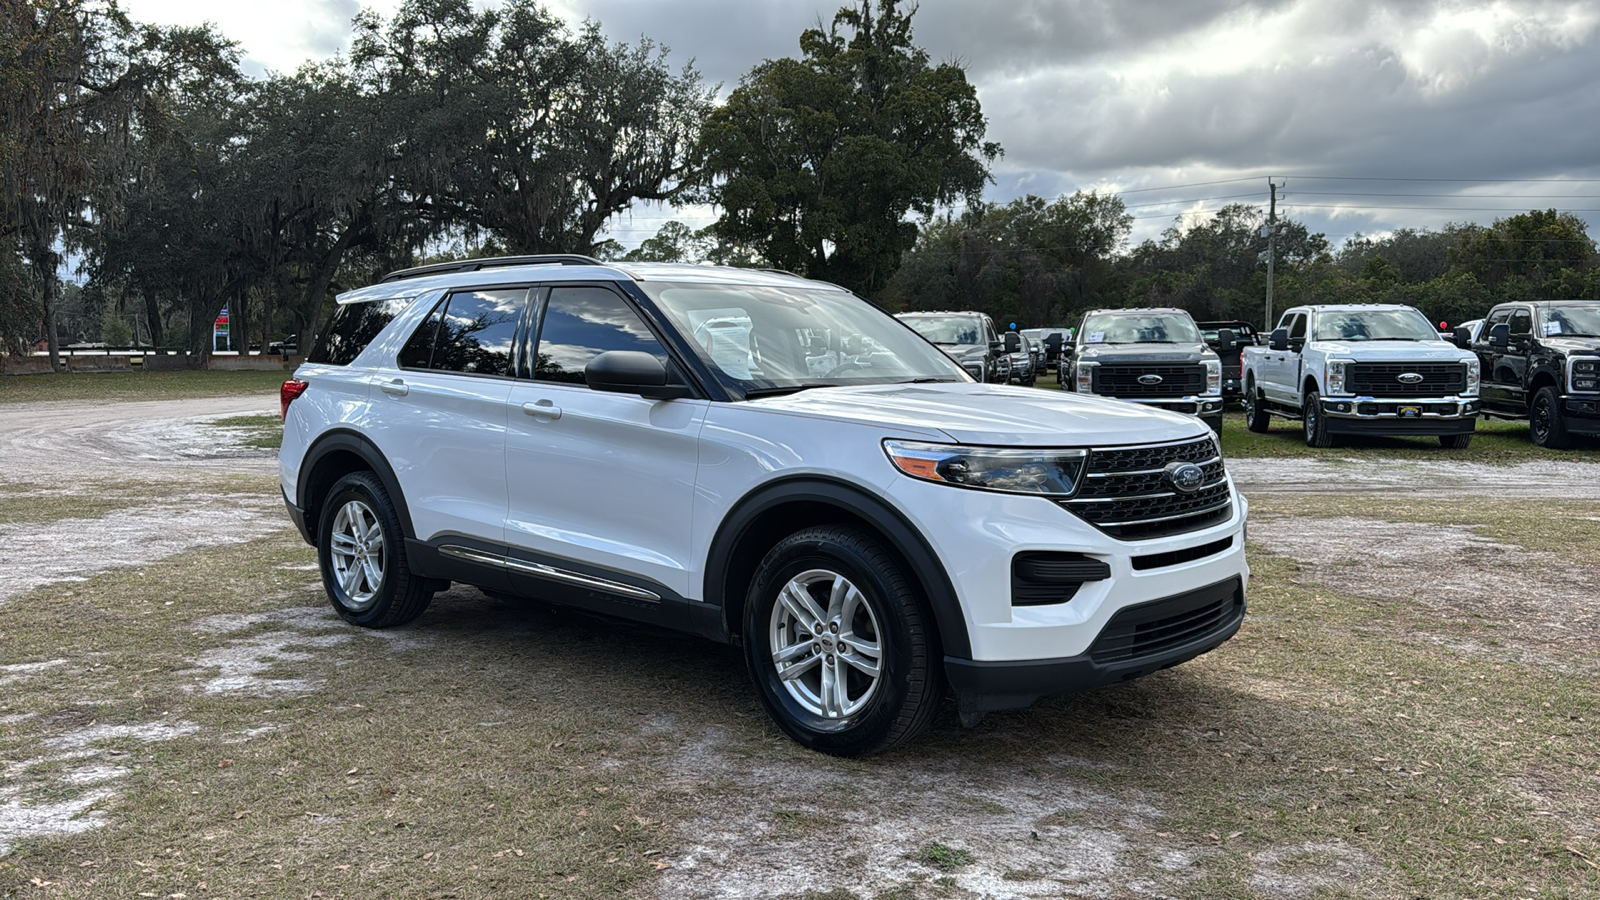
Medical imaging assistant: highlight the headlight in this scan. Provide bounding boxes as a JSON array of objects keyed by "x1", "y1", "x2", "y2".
[
  {"x1": 1076, "y1": 361, "x2": 1096, "y2": 393},
  {"x1": 1205, "y1": 359, "x2": 1222, "y2": 395},
  {"x1": 883, "y1": 440, "x2": 1086, "y2": 496},
  {"x1": 1573, "y1": 358, "x2": 1599, "y2": 392},
  {"x1": 1465, "y1": 358, "x2": 1480, "y2": 395},
  {"x1": 1325, "y1": 359, "x2": 1351, "y2": 395}
]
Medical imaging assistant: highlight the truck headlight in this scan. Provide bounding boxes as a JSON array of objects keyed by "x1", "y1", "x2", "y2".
[
  {"x1": 1076, "y1": 361, "x2": 1096, "y2": 393},
  {"x1": 883, "y1": 440, "x2": 1086, "y2": 496},
  {"x1": 1573, "y1": 359, "x2": 1599, "y2": 392},
  {"x1": 1466, "y1": 358, "x2": 1481, "y2": 395},
  {"x1": 1325, "y1": 359, "x2": 1352, "y2": 395},
  {"x1": 1205, "y1": 359, "x2": 1222, "y2": 395}
]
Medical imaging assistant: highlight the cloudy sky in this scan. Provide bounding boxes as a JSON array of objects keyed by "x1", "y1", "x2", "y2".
[{"x1": 120, "y1": 0, "x2": 1600, "y2": 252}]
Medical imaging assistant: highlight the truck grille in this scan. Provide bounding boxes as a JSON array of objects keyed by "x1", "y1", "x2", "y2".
[
  {"x1": 1347, "y1": 363, "x2": 1466, "y2": 398},
  {"x1": 1094, "y1": 364, "x2": 1205, "y2": 397},
  {"x1": 1058, "y1": 436, "x2": 1233, "y2": 540}
]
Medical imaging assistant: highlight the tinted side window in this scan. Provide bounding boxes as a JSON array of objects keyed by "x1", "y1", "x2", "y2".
[
  {"x1": 532, "y1": 286, "x2": 668, "y2": 386},
  {"x1": 429, "y1": 289, "x2": 526, "y2": 376},
  {"x1": 307, "y1": 298, "x2": 412, "y2": 366},
  {"x1": 1509, "y1": 309, "x2": 1532, "y2": 336}
]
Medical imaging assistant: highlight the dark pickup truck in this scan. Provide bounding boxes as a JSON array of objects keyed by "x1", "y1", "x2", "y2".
[
  {"x1": 1063, "y1": 308, "x2": 1227, "y2": 431},
  {"x1": 1458, "y1": 300, "x2": 1600, "y2": 448},
  {"x1": 1197, "y1": 320, "x2": 1259, "y2": 402}
]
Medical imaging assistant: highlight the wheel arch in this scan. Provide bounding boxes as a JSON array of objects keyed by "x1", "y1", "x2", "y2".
[
  {"x1": 1530, "y1": 369, "x2": 1561, "y2": 394},
  {"x1": 297, "y1": 430, "x2": 414, "y2": 546},
  {"x1": 704, "y1": 477, "x2": 971, "y2": 659}
]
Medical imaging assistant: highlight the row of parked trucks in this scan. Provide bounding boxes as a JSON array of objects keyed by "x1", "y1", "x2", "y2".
[{"x1": 903, "y1": 301, "x2": 1600, "y2": 450}]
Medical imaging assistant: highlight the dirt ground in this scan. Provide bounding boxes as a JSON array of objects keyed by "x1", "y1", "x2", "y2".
[{"x1": 1, "y1": 397, "x2": 1596, "y2": 898}]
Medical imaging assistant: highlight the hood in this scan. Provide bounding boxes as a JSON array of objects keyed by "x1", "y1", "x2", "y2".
[
  {"x1": 937, "y1": 343, "x2": 988, "y2": 361},
  {"x1": 744, "y1": 382, "x2": 1209, "y2": 447},
  {"x1": 1544, "y1": 337, "x2": 1600, "y2": 355},
  {"x1": 1310, "y1": 340, "x2": 1475, "y2": 361},
  {"x1": 1075, "y1": 342, "x2": 1213, "y2": 363}
]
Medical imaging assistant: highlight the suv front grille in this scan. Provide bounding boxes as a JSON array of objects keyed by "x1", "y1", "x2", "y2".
[
  {"x1": 1347, "y1": 363, "x2": 1465, "y2": 397},
  {"x1": 1058, "y1": 436, "x2": 1233, "y2": 540},
  {"x1": 1094, "y1": 364, "x2": 1205, "y2": 397}
]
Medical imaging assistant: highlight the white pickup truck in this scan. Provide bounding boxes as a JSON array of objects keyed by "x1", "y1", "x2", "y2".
[{"x1": 1240, "y1": 304, "x2": 1481, "y2": 448}]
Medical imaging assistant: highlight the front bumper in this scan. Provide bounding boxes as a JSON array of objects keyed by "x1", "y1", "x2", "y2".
[
  {"x1": 945, "y1": 575, "x2": 1245, "y2": 713},
  {"x1": 1319, "y1": 394, "x2": 1478, "y2": 436},
  {"x1": 1564, "y1": 395, "x2": 1600, "y2": 434},
  {"x1": 1102, "y1": 393, "x2": 1225, "y2": 418}
]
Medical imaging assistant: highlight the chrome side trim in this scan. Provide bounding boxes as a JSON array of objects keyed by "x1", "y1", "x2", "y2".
[{"x1": 438, "y1": 545, "x2": 662, "y2": 603}]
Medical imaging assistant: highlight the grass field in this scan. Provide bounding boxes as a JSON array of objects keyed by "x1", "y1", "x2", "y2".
[
  {"x1": 0, "y1": 370, "x2": 288, "y2": 405},
  {"x1": 2, "y1": 473, "x2": 1596, "y2": 898}
]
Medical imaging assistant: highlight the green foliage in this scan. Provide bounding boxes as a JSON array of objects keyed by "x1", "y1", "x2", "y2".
[
  {"x1": 694, "y1": 0, "x2": 1000, "y2": 296},
  {"x1": 882, "y1": 191, "x2": 1130, "y2": 326}
]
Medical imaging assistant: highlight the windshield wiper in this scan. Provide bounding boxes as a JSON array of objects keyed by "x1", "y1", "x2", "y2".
[
  {"x1": 903, "y1": 377, "x2": 957, "y2": 383},
  {"x1": 741, "y1": 384, "x2": 831, "y2": 399}
]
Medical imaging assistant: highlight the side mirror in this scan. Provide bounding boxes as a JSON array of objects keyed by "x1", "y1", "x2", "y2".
[
  {"x1": 585, "y1": 350, "x2": 690, "y2": 401},
  {"x1": 1003, "y1": 333, "x2": 1021, "y2": 353},
  {"x1": 1452, "y1": 326, "x2": 1473, "y2": 350},
  {"x1": 1489, "y1": 323, "x2": 1509, "y2": 349},
  {"x1": 1216, "y1": 329, "x2": 1237, "y2": 353},
  {"x1": 1269, "y1": 328, "x2": 1289, "y2": 352}
]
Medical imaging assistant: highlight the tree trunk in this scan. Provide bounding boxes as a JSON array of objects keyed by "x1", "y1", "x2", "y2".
[
  {"x1": 41, "y1": 270, "x2": 60, "y2": 372},
  {"x1": 142, "y1": 286, "x2": 163, "y2": 347},
  {"x1": 298, "y1": 215, "x2": 368, "y2": 353}
]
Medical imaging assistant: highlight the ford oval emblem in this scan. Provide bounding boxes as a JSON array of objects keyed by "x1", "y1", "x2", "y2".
[
  {"x1": 1163, "y1": 461, "x2": 1206, "y2": 494},
  {"x1": 1397, "y1": 372, "x2": 1424, "y2": 384},
  {"x1": 1138, "y1": 374, "x2": 1164, "y2": 385}
]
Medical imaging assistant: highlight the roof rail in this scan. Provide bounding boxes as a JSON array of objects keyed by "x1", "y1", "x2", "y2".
[{"x1": 380, "y1": 255, "x2": 605, "y2": 283}]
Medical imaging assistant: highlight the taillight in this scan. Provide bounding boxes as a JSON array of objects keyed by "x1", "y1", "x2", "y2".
[{"x1": 280, "y1": 380, "x2": 309, "y2": 420}]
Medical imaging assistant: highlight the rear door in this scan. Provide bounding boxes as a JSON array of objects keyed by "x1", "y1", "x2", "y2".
[
  {"x1": 366, "y1": 287, "x2": 527, "y2": 550},
  {"x1": 502, "y1": 283, "x2": 708, "y2": 625},
  {"x1": 1475, "y1": 307, "x2": 1515, "y2": 412}
]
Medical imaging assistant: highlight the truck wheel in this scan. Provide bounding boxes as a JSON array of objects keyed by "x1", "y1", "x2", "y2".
[
  {"x1": 1439, "y1": 433, "x2": 1473, "y2": 449},
  {"x1": 317, "y1": 471, "x2": 435, "y2": 628},
  {"x1": 1243, "y1": 385, "x2": 1271, "y2": 433},
  {"x1": 1203, "y1": 414, "x2": 1223, "y2": 434},
  {"x1": 744, "y1": 526, "x2": 942, "y2": 757},
  {"x1": 1529, "y1": 385, "x2": 1573, "y2": 449},
  {"x1": 1303, "y1": 390, "x2": 1334, "y2": 448}
]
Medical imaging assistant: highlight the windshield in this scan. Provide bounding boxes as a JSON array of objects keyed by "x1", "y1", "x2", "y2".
[
  {"x1": 897, "y1": 315, "x2": 985, "y2": 346},
  {"x1": 1079, "y1": 313, "x2": 1200, "y2": 345},
  {"x1": 639, "y1": 281, "x2": 969, "y2": 394},
  {"x1": 1540, "y1": 306, "x2": 1600, "y2": 337},
  {"x1": 1312, "y1": 308, "x2": 1442, "y2": 341}
]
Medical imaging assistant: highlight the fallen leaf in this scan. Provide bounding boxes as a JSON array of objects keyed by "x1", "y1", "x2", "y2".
[
  {"x1": 653, "y1": 861, "x2": 672, "y2": 870},
  {"x1": 422, "y1": 852, "x2": 434, "y2": 860},
  {"x1": 346, "y1": 768, "x2": 359, "y2": 776},
  {"x1": 217, "y1": 760, "x2": 233, "y2": 769}
]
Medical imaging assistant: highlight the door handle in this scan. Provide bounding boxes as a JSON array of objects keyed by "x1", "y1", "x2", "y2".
[
  {"x1": 379, "y1": 379, "x2": 409, "y2": 397},
  {"x1": 522, "y1": 400, "x2": 562, "y2": 420}
]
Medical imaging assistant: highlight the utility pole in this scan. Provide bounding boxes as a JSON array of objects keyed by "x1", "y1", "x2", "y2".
[{"x1": 1264, "y1": 177, "x2": 1280, "y2": 330}]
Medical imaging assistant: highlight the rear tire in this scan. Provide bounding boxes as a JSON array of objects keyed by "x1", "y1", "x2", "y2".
[
  {"x1": 1303, "y1": 390, "x2": 1334, "y2": 448},
  {"x1": 744, "y1": 526, "x2": 942, "y2": 756},
  {"x1": 317, "y1": 471, "x2": 434, "y2": 628},
  {"x1": 1244, "y1": 383, "x2": 1271, "y2": 433},
  {"x1": 1529, "y1": 385, "x2": 1572, "y2": 449},
  {"x1": 1439, "y1": 433, "x2": 1473, "y2": 450}
]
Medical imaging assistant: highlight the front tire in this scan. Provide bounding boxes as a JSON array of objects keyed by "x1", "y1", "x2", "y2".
[
  {"x1": 1203, "y1": 414, "x2": 1223, "y2": 434},
  {"x1": 1439, "y1": 433, "x2": 1473, "y2": 449},
  {"x1": 317, "y1": 471, "x2": 435, "y2": 628},
  {"x1": 744, "y1": 526, "x2": 942, "y2": 756},
  {"x1": 1529, "y1": 385, "x2": 1572, "y2": 449},
  {"x1": 1303, "y1": 390, "x2": 1334, "y2": 448}
]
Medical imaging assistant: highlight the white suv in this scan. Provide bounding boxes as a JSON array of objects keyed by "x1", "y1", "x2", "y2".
[{"x1": 279, "y1": 257, "x2": 1250, "y2": 755}]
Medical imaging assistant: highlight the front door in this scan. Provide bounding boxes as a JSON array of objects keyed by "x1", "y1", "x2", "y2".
[{"x1": 503, "y1": 284, "x2": 707, "y2": 626}]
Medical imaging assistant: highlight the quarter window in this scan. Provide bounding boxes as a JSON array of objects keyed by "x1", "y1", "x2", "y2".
[
  {"x1": 531, "y1": 286, "x2": 669, "y2": 386},
  {"x1": 307, "y1": 297, "x2": 413, "y2": 366},
  {"x1": 1287, "y1": 314, "x2": 1307, "y2": 341}
]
